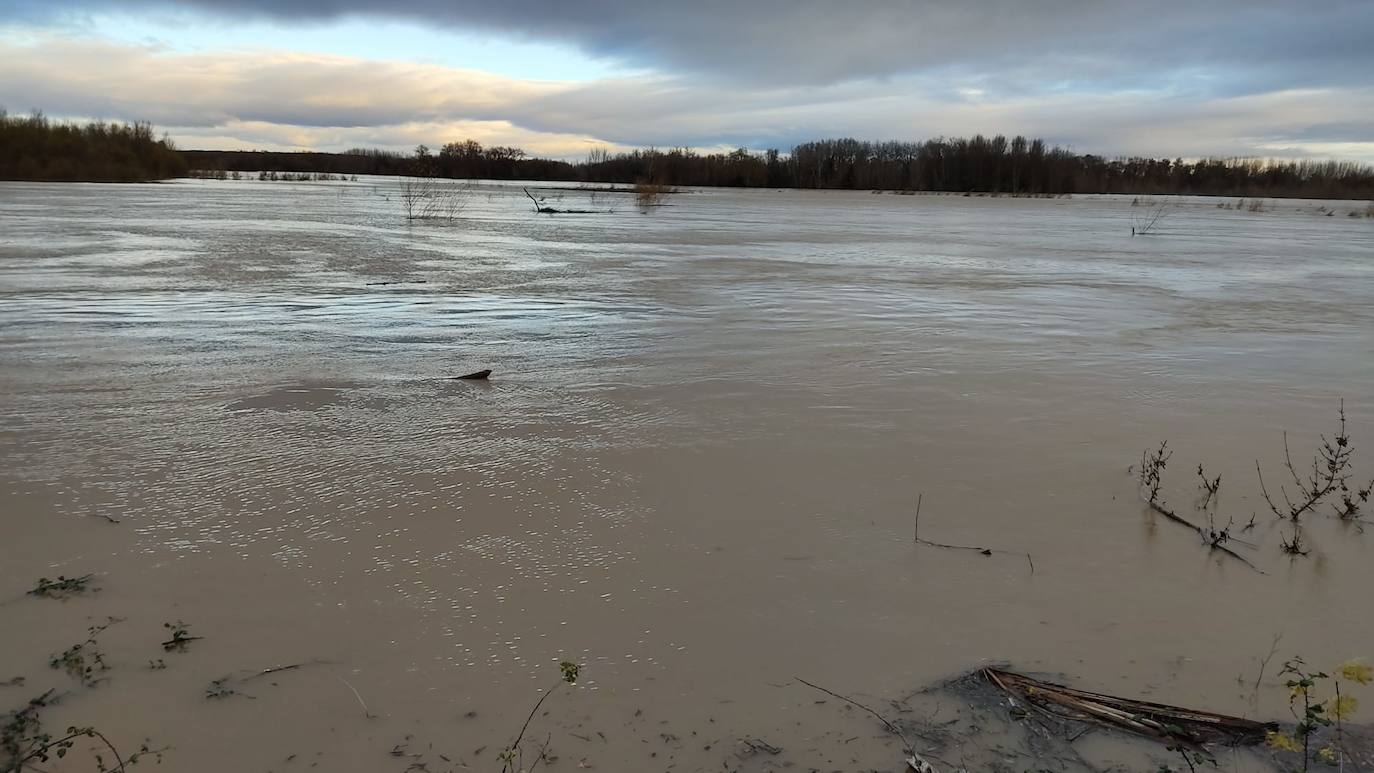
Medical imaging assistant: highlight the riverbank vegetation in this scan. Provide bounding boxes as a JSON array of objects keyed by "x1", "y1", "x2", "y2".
[
  {"x1": 0, "y1": 112, "x2": 186, "y2": 182},
  {"x1": 6, "y1": 108, "x2": 1374, "y2": 199},
  {"x1": 187, "y1": 135, "x2": 1374, "y2": 199}
]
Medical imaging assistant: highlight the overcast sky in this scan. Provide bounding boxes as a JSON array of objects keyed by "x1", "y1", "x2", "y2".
[{"x1": 2, "y1": 0, "x2": 1373, "y2": 161}]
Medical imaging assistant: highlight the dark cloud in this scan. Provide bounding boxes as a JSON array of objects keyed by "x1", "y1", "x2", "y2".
[{"x1": 6, "y1": 0, "x2": 1374, "y2": 89}]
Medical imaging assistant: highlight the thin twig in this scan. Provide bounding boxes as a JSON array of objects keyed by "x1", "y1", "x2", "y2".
[
  {"x1": 337, "y1": 676, "x2": 374, "y2": 719},
  {"x1": 503, "y1": 683, "x2": 562, "y2": 773},
  {"x1": 1250, "y1": 633, "x2": 1282, "y2": 709},
  {"x1": 795, "y1": 677, "x2": 915, "y2": 753},
  {"x1": 914, "y1": 495, "x2": 1035, "y2": 574},
  {"x1": 527, "y1": 733, "x2": 553, "y2": 773},
  {"x1": 244, "y1": 662, "x2": 321, "y2": 682}
]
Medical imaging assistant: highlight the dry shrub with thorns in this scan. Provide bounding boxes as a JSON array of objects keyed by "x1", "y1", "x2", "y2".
[
  {"x1": 1255, "y1": 401, "x2": 1370, "y2": 523},
  {"x1": 1140, "y1": 402, "x2": 1369, "y2": 563},
  {"x1": 1137, "y1": 442, "x2": 1258, "y2": 570}
]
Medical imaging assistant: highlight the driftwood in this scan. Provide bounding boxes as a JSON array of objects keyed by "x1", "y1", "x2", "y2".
[
  {"x1": 982, "y1": 668, "x2": 1275, "y2": 749},
  {"x1": 453, "y1": 369, "x2": 491, "y2": 380},
  {"x1": 523, "y1": 187, "x2": 557, "y2": 213},
  {"x1": 521, "y1": 187, "x2": 607, "y2": 214}
]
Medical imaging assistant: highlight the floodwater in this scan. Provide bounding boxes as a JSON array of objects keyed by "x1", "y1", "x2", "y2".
[{"x1": 2, "y1": 179, "x2": 1373, "y2": 772}]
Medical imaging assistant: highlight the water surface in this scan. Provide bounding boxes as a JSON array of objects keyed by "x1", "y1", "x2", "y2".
[{"x1": 2, "y1": 179, "x2": 1373, "y2": 771}]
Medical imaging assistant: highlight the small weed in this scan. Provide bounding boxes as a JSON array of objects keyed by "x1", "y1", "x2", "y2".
[
  {"x1": 1335, "y1": 475, "x2": 1372, "y2": 520},
  {"x1": 1280, "y1": 525, "x2": 1310, "y2": 556},
  {"x1": 2, "y1": 689, "x2": 166, "y2": 773},
  {"x1": 499, "y1": 661, "x2": 582, "y2": 773},
  {"x1": 28, "y1": 575, "x2": 95, "y2": 600},
  {"x1": 49, "y1": 618, "x2": 121, "y2": 686},
  {"x1": 1139, "y1": 441, "x2": 1172, "y2": 506},
  {"x1": 160, "y1": 621, "x2": 201, "y2": 652},
  {"x1": 1196, "y1": 463, "x2": 1221, "y2": 510},
  {"x1": 204, "y1": 677, "x2": 241, "y2": 700}
]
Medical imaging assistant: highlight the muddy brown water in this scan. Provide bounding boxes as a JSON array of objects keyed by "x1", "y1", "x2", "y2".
[{"x1": 2, "y1": 180, "x2": 1373, "y2": 771}]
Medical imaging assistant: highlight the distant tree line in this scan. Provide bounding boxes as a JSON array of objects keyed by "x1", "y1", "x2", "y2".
[
  {"x1": 187, "y1": 135, "x2": 1374, "y2": 200},
  {"x1": 0, "y1": 111, "x2": 186, "y2": 182},
  {"x1": 180, "y1": 142, "x2": 574, "y2": 182},
  {"x1": 5, "y1": 109, "x2": 1372, "y2": 199}
]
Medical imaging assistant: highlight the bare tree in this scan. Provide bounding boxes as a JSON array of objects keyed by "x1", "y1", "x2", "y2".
[
  {"x1": 1132, "y1": 201, "x2": 1171, "y2": 235},
  {"x1": 399, "y1": 175, "x2": 471, "y2": 222}
]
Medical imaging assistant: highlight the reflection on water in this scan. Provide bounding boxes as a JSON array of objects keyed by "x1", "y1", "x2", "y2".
[{"x1": 1, "y1": 179, "x2": 1373, "y2": 771}]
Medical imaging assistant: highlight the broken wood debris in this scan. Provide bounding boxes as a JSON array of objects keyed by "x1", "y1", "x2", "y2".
[
  {"x1": 738, "y1": 737, "x2": 782, "y2": 756},
  {"x1": 982, "y1": 667, "x2": 1275, "y2": 749}
]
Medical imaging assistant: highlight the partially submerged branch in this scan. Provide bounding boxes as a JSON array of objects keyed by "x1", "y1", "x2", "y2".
[
  {"x1": 1138, "y1": 443, "x2": 1262, "y2": 572},
  {"x1": 913, "y1": 494, "x2": 1034, "y2": 574}
]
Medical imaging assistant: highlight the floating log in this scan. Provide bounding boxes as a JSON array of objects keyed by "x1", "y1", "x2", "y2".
[{"x1": 453, "y1": 369, "x2": 492, "y2": 380}]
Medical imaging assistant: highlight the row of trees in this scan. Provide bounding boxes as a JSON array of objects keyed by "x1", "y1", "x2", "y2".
[
  {"x1": 0, "y1": 112, "x2": 187, "y2": 182},
  {"x1": 4, "y1": 108, "x2": 1371, "y2": 199},
  {"x1": 182, "y1": 142, "x2": 576, "y2": 181},
  {"x1": 188, "y1": 135, "x2": 1374, "y2": 199}
]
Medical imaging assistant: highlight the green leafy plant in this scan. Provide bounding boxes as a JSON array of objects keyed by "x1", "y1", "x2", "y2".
[
  {"x1": 28, "y1": 575, "x2": 96, "y2": 600},
  {"x1": 2, "y1": 690, "x2": 166, "y2": 772},
  {"x1": 49, "y1": 618, "x2": 120, "y2": 686},
  {"x1": 159, "y1": 621, "x2": 201, "y2": 652},
  {"x1": 1266, "y1": 657, "x2": 1370, "y2": 770},
  {"x1": 499, "y1": 661, "x2": 581, "y2": 773}
]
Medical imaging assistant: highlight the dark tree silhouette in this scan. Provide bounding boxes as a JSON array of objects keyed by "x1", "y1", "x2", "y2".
[
  {"x1": 187, "y1": 135, "x2": 1374, "y2": 199},
  {"x1": 0, "y1": 111, "x2": 186, "y2": 182}
]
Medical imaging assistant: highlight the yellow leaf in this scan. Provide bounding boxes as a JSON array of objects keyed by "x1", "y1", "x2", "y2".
[
  {"x1": 1337, "y1": 659, "x2": 1373, "y2": 685},
  {"x1": 1317, "y1": 746, "x2": 1339, "y2": 763},
  {"x1": 1326, "y1": 694, "x2": 1359, "y2": 720},
  {"x1": 1266, "y1": 731, "x2": 1302, "y2": 753}
]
